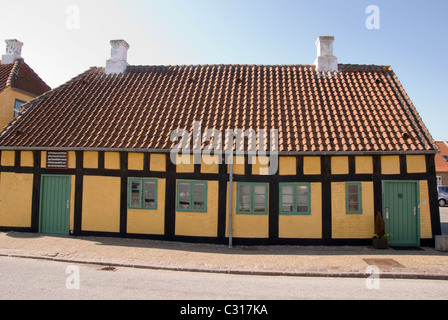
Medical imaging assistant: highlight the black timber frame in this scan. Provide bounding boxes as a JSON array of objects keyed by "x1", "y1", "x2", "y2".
[{"x1": 0, "y1": 150, "x2": 441, "y2": 246}]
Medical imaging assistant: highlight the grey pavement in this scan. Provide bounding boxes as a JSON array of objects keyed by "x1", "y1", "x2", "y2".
[{"x1": 1, "y1": 230, "x2": 448, "y2": 280}]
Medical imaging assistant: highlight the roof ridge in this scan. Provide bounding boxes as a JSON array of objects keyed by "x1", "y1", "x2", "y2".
[{"x1": 6, "y1": 58, "x2": 22, "y2": 87}]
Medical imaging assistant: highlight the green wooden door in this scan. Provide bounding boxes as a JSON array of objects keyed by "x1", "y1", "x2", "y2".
[
  {"x1": 383, "y1": 181, "x2": 419, "y2": 245},
  {"x1": 39, "y1": 175, "x2": 71, "y2": 235}
]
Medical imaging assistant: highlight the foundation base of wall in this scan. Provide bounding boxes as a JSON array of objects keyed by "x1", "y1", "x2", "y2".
[{"x1": 435, "y1": 235, "x2": 448, "y2": 252}]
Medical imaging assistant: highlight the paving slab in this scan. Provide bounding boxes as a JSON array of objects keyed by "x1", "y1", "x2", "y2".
[{"x1": 1, "y1": 232, "x2": 448, "y2": 280}]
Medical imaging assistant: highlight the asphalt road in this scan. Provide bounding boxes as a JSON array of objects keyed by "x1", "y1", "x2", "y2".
[{"x1": 0, "y1": 256, "x2": 447, "y2": 301}]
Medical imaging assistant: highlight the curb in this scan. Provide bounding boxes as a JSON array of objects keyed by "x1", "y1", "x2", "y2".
[{"x1": 2, "y1": 251, "x2": 448, "y2": 281}]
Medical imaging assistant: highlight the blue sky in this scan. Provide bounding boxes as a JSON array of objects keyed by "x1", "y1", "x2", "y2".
[{"x1": 1, "y1": 0, "x2": 447, "y2": 140}]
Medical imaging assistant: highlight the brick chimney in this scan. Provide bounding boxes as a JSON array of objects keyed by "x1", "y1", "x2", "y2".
[
  {"x1": 105, "y1": 40, "x2": 130, "y2": 75},
  {"x1": 1, "y1": 39, "x2": 23, "y2": 65},
  {"x1": 314, "y1": 36, "x2": 338, "y2": 72}
]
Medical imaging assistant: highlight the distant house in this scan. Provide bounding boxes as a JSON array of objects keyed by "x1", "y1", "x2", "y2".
[
  {"x1": 435, "y1": 141, "x2": 448, "y2": 186},
  {"x1": 0, "y1": 39, "x2": 50, "y2": 130},
  {"x1": 0, "y1": 36, "x2": 441, "y2": 246}
]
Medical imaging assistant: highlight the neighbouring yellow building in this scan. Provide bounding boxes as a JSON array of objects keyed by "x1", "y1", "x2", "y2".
[{"x1": 0, "y1": 39, "x2": 50, "y2": 130}]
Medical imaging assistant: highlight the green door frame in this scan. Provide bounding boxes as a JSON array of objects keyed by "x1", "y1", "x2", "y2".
[
  {"x1": 39, "y1": 175, "x2": 71, "y2": 235},
  {"x1": 382, "y1": 180, "x2": 420, "y2": 246}
]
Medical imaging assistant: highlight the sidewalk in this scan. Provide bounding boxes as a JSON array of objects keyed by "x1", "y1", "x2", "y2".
[{"x1": 1, "y1": 231, "x2": 448, "y2": 280}]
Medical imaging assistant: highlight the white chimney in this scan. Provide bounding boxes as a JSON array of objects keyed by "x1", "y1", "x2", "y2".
[
  {"x1": 105, "y1": 40, "x2": 130, "y2": 75},
  {"x1": 314, "y1": 36, "x2": 338, "y2": 72},
  {"x1": 1, "y1": 39, "x2": 23, "y2": 65}
]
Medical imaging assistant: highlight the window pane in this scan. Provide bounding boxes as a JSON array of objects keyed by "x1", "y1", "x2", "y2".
[
  {"x1": 347, "y1": 184, "x2": 359, "y2": 194},
  {"x1": 253, "y1": 203, "x2": 266, "y2": 212},
  {"x1": 178, "y1": 183, "x2": 190, "y2": 209},
  {"x1": 348, "y1": 202, "x2": 359, "y2": 212},
  {"x1": 130, "y1": 194, "x2": 140, "y2": 207},
  {"x1": 131, "y1": 181, "x2": 141, "y2": 190},
  {"x1": 282, "y1": 204, "x2": 293, "y2": 212},
  {"x1": 254, "y1": 194, "x2": 265, "y2": 205},
  {"x1": 297, "y1": 205, "x2": 309, "y2": 213},
  {"x1": 347, "y1": 193, "x2": 359, "y2": 212},
  {"x1": 144, "y1": 198, "x2": 155, "y2": 208},
  {"x1": 348, "y1": 194, "x2": 359, "y2": 203},
  {"x1": 282, "y1": 185, "x2": 293, "y2": 195},
  {"x1": 144, "y1": 182, "x2": 155, "y2": 197},
  {"x1": 130, "y1": 180, "x2": 141, "y2": 207},
  {"x1": 193, "y1": 200, "x2": 205, "y2": 210},
  {"x1": 194, "y1": 183, "x2": 205, "y2": 194},
  {"x1": 193, "y1": 183, "x2": 206, "y2": 210},
  {"x1": 254, "y1": 185, "x2": 266, "y2": 194},
  {"x1": 240, "y1": 185, "x2": 251, "y2": 194},
  {"x1": 282, "y1": 194, "x2": 293, "y2": 204}
]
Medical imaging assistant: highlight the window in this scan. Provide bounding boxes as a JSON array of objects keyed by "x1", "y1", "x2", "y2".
[
  {"x1": 279, "y1": 183, "x2": 311, "y2": 215},
  {"x1": 14, "y1": 99, "x2": 25, "y2": 117},
  {"x1": 443, "y1": 156, "x2": 448, "y2": 162},
  {"x1": 437, "y1": 176, "x2": 442, "y2": 186},
  {"x1": 346, "y1": 182, "x2": 362, "y2": 214},
  {"x1": 176, "y1": 180, "x2": 207, "y2": 212},
  {"x1": 128, "y1": 178, "x2": 157, "y2": 209},
  {"x1": 237, "y1": 182, "x2": 268, "y2": 215}
]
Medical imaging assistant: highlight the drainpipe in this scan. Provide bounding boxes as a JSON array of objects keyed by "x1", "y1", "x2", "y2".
[{"x1": 228, "y1": 154, "x2": 233, "y2": 248}]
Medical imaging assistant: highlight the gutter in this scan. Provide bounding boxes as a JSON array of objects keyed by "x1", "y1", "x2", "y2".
[{"x1": 0, "y1": 146, "x2": 440, "y2": 155}]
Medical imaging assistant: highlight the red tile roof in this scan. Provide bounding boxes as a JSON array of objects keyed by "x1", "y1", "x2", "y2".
[
  {"x1": 0, "y1": 64, "x2": 437, "y2": 153},
  {"x1": 0, "y1": 58, "x2": 50, "y2": 96},
  {"x1": 435, "y1": 141, "x2": 448, "y2": 172}
]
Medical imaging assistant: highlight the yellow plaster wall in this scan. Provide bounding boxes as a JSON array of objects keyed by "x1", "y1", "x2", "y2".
[
  {"x1": 303, "y1": 156, "x2": 321, "y2": 175},
  {"x1": 279, "y1": 183, "x2": 322, "y2": 238},
  {"x1": 332, "y1": 181, "x2": 374, "y2": 239},
  {"x1": 83, "y1": 151, "x2": 98, "y2": 169},
  {"x1": 127, "y1": 178, "x2": 166, "y2": 235},
  {"x1": 331, "y1": 156, "x2": 349, "y2": 175},
  {"x1": 1, "y1": 151, "x2": 15, "y2": 167},
  {"x1": 0, "y1": 87, "x2": 36, "y2": 130},
  {"x1": 225, "y1": 182, "x2": 269, "y2": 238},
  {"x1": 407, "y1": 155, "x2": 426, "y2": 174},
  {"x1": 201, "y1": 155, "x2": 220, "y2": 174},
  {"x1": 355, "y1": 156, "x2": 373, "y2": 174},
  {"x1": 128, "y1": 152, "x2": 144, "y2": 171},
  {"x1": 68, "y1": 151, "x2": 76, "y2": 169},
  {"x1": 104, "y1": 152, "x2": 120, "y2": 170},
  {"x1": 20, "y1": 151, "x2": 34, "y2": 167},
  {"x1": 227, "y1": 156, "x2": 245, "y2": 175},
  {"x1": 381, "y1": 155, "x2": 400, "y2": 175},
  {"x1": 176, "y1": 154, "x2": 194, "y2": 173},
  {"x1": 251, "y1": 156, "x2": 270, "y2": 175},
  {"x1": 279, "y1": 157, "x2": 296, "y2": 176},
  {"x1": 40, "y1": 151, "x2": 46, "y2": 168},
  {"x1": 0, "y1": 172, "x2": 33, "y2": 228},
  {"x1": 418, "y1": 180, "x2": 432, "y2": 238},
  {"x1": 175, "y1": 180, "x2": 219, "y2": 237},
  {"x1": 150, "y1": 154, "x2": 166, "y2": 172},
  {"x1": 82, "y1": 176, "x2": 121, "y2": 233}
]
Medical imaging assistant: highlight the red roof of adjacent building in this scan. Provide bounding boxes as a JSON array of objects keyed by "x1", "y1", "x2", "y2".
[
  {"x1": 0, "y1": 63, "x2": 437, "y2": 153},
  {"x1": 435, "y1": 141, "x2": 448, "y2": 172},
  {"x1": 0, "y1": 58, "x2": 50, "y2": 97}
]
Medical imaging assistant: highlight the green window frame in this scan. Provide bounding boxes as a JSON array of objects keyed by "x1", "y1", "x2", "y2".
[
  {"x1": 176, "y1": 180, "x2": 207, "y2": 212},
  {"x1": 237, "y1": 182, "x2": 269, "y2": 215},
  {"x1": 279, "y1": 183, "x2": 311, "y2": 215},
  {"x1": 346, "y1": 182, "x2": 362, "y2": 214},
  {"x1": 128, "y1": 178, "x2": 158, "y2": 210}
]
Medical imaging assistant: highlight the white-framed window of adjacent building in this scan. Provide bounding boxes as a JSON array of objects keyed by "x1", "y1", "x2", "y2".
[{"x1": 14, "y1": 99, "x2": 26, "y2": 116}]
